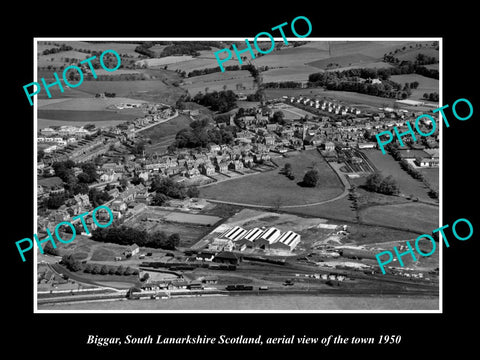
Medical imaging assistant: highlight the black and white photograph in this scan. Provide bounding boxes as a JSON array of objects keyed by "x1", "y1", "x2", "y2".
[
  {"x1": 6, "y1": 5, "x2": 478, "y2": 356},
  {"x1": 33, "y1": 38, "x2": 441, "y2": 312}
]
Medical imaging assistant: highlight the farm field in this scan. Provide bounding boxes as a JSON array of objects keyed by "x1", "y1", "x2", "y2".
[
  {"x1": 360, "y1": 202, "x2": 439, "y2": 234},
  {"x1": 390, "y1": 74, "x2": 439, "y2": 100},
  {"x1": 360, "y1": 149, "x2": 436, "y2": 201},
  {"x1": 38, "y1": 109, "x2": 138, "y2": 122},
  {"x1": 38, "y1": 41, "x2": 142, "y2": 57},
  {"x1": 141, "y1": 114, "x2": 192, "y2": 143},
  {"x1": 166, "y1": 57, "x2": 219, "y2": 73},
  {"x1": 137, "y1": 55, "x2": 194, "y2": 67},
  {"x1": 38, "y1": 97, "x2": 147, "y2": 111},
  {"x1": 181, "y1": 70, "x2": 255, "y2": 95},
  {"x1": 272, "y1": 103, "x2": 317, "y2": 120},
  {"x1": 419, "y1": 167, "x2": 440, "y2": 190},
  {"x1": 199, "y1": 150, "x2": 344, "y2": 207},
  {"x1": 38, "y1": 118, "x2": 126, "y2": 129},
  {"x1": 285, "y1": 196, "x2": 357, "y2": 222},
  {"x1": 36, "y1": 79, "x2": 186, "y2": 105},
  {"x1": 38, "y1": 50, "x2": 90, "y2": 67},
  {"x1": 394, "y1": 47, "x2": 439, "y2": 62},
  {"x1": 262, "y1": 65, "x2": 319, "y2": 83},
  {"x1": 307, "y1": 41, "x2": 422, "y2": 58},
  {"x1": 307, "y1": 53, "x2": 387, "y2": 70}
]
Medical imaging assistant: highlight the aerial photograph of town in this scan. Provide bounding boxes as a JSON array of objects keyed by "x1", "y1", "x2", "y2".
[{"x1": 35, "y1": 39, "x2": 440, "y2": 311}]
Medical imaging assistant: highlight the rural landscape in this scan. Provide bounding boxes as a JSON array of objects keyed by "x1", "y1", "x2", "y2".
[{"x1": 36, "y1": 39, "x2": 440, "y2": 311}]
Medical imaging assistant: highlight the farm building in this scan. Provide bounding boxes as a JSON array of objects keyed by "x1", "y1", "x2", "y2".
[
  {"x1": 124, "y1": 244, "x2": 140, "y2": 257},
  {"x1": 270, "y1": 231, "x2": 301, "y2": 251}
]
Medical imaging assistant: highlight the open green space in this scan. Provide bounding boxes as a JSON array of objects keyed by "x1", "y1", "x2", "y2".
[
  {"x1": 360, "y1": 202, "x2": 439, "y2": 234},
  {"x1": 360, "y1": 149, "x2": 433, "y2": 200},
  {"x1": 285, "y1": 196, "x2": 357, "y2": 222},
  {"x1": 38, "y1": 109, "x2": 137, "y2": 122},
  {"x1": 141, "y1": 114, "x2": 192, "y2": 143},
  {"x1": 200, "y1": 150, "x2": 344, "y2": 207},
  {"x1": 390, "y1": 74, "x2": 439, "y2": 100}
]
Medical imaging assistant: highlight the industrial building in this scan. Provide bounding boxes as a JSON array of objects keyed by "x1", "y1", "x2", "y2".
[
  {"x1": 215, "y1": 226, "x2": 301, "y2": 252},
  {"x1": 254, "y1": 227, "x2": 282, "y2": 249},
  {"x1": 270, "y1": 231, "x2": 301, "y2": 251}
]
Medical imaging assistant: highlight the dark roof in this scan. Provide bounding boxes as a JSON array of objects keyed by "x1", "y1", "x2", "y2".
[{"x1": 214, "y1": 251, "x2": 239, "y2": 260}]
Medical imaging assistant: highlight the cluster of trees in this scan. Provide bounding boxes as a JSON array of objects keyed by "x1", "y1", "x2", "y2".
[
  {"x1": 308, "y1": 70, "x2": 406, "y2": 99},
  {"x1": 91, "y1": 226, "x2": 180, "y2": 250},
  {"x1": 83, "y1": 264, "x2": 139, "y2": 276},
  {"x1": 364, "y1": 173, "x2": 400, "y2": 195},
  {"x1": 187, "y1": 65, "x2": 241, "y2": 77},
  {"x1": 150, "y1": 176, "x2": 199, "y2": 203},
  {"x1": 264, "y1": 81, "x2": 303, "y2": 89},
  {"x1": 134, "y1": 41, "x2": 221, "y2": 59},
  {"x1": 302, "y1": 169, "x2": 320, "y2": 187},
  {"x1": 270, "y1": 110, "x2": 286, "y2": 125},
  {"x1": 280, "y1": 163, "x2": 295, "y2": 180},
  {"x1": 61, "y1": 254, "x2": 82, "y2": 272},
  {"x1": 172, "y1": 118, "x2": 236, "y2": 149},
  {"x1": 134, "y1": 43, "x2": 156, "y2": 58},
  {"x1": 161, "y1": 42, "x2": 217, "y2": 57},
  {"x1": 42, "y1": 160, "x2": 111, "y2": 209},
  {"x1": 192, "y1": 90, "x2": 237, "y2": 113},
  {"x1": 42, "y1": 44, "x2": 73, "y2": 55},
  {"x1": 382, "y1": 56, "x2": 439, "y2": 79},
  {"x1": 95, "y1": 92, "x2": 116, "y2": 98},
  {"x1": 88, "y1": 73, "x2": 146, "y2": 81},
  {"x1": 415, "y1": 53, "x2": 437, "y2": 66},
  {"x1": 423, "y1": 92, "x2": 439, "y2": 101}
]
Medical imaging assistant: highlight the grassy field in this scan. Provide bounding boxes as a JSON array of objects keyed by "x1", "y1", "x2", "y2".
[
  {"x1": 137, "y1": 55, "x2": 194, "y2": 67},
  {"x1": 306, "y1": 53, "x2": 378, "y2": 69},
  {"x1": 141, "y1": 113, "x2": 192, "y2": 141},
  {"x1": 38, "y1": 50, "x2": 90, "y2": 67},
  {"x1": 38, "y1": 97, "x2": 147, "y2": 111},
  {"x1": 390, "y1": 74, "x2": 439, "y2": 100},
  {"x1": 38, "y1": 41, "x2": 142, "y2": 57},
  {"x1": 36, "y1": 78, "x2": 186, "y2": 105},
  {"x1": 394, "y1": 47, "x2": 439, "y2": 62},
  {"x1": 285, "y1": 196, "x2": 357, "y2": 222},
  {"x1": 361, "y1": 149, "x2": 433, "y2": 200},
  {"x1": 419, "y1": 168, "x2": 440, "y2": 190},
  {"x1": 262, "y1": 65, "x2": 319, "y2": 83},
  {"x1": 200, "y1": 150, "x2": 344, "y2": 207},
  {"x1": 182, "y1": 70, "x2": 255, "y2": 95},
  {"x1": 360, "y1": 202, "x2": 439, "y2": 234},
  {"x1": 38, "y1": 118, "x2": 127, "y2": 129},
  {"x1": 38, "y1": 109, "x2": 138, "y2": 122}
]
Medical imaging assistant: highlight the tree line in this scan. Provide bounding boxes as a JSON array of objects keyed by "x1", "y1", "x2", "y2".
[
  {"x1": 192, "y1": 90, "x2": 237, "y2": 113},
  {"x1": 91, "y1": 225, "x2": 180, "y2": 250},
  {"x1": 364, "y1": 172, "x2": 400, "y2": 195},
  {"x1": 171, "y1": 117, "x2": 236, "y2": 149}
]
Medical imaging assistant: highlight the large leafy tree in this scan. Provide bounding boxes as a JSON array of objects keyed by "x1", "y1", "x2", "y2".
[{"x1": 303, "y1": 169, "x2": 320, "y2": 187}]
